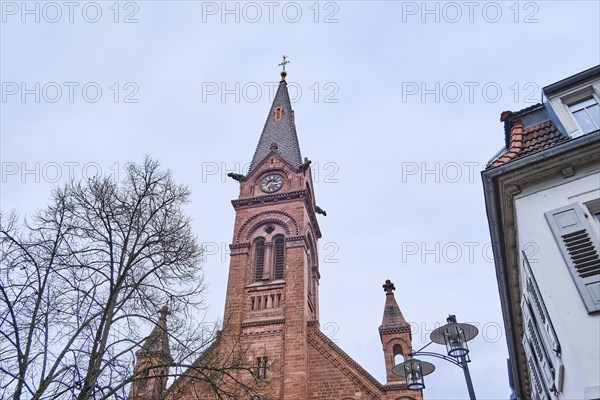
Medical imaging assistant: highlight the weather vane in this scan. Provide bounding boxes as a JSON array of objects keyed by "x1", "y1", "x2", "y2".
[{"x1": 279, "y1": 55, "x2": 290, "y2": 71}]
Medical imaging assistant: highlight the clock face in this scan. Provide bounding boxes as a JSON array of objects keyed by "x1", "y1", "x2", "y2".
[{"x1": 260, "y1": 174, "x2": 284, "y2": 193}]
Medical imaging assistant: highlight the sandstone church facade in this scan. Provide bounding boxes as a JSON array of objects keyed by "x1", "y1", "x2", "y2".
[{"x1": 128, "y1": 68, "x2": 420, "y2": 400}]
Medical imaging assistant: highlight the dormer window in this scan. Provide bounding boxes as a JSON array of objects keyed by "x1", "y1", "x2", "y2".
[
  {"x1": 274, "y1": 106, "x2": 283, "y2": 121},
  {"x1": 543, "y1": 67, "x2": 600, "y2": 138},
  {"x1": 568, "y1": 97, "x2": 600, "y2": 135}
]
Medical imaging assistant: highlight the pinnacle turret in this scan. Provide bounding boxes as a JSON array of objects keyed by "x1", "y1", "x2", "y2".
[
  {"x1": 128, "y1": 306, "x2": 173, "y2": 400},
  {"x1": 378, "y1": 280, "x2": 413, "y2": 385},
  {"x1": 379, "y1": 279, "x2": 410, "y2": 331},
  {"x1": 137, "y1": 305, "x2": 173, "y2": 363}
]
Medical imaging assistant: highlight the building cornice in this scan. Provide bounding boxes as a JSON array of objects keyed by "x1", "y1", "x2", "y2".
[
  {"x1": 232, "y1": 189, "x2": 309, "y2": 208},
  {"x1": 543, "y1": 65, "x2": 600, "y2": 96}
]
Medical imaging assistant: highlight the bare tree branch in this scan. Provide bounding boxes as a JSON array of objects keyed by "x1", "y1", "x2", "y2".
[{"x1": 0, "y1": 157, "x2": 260, "y2": 400}]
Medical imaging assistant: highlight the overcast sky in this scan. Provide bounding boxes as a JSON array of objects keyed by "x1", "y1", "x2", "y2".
[{"x1": 2, "y1": 1, "x2": 599, "y2": 398}]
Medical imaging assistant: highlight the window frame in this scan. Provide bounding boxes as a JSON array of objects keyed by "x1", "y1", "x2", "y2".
[
  {"x1": 255, "y1": 356, "x2": 268, "y2": 380},
  {"x1": 545, "y1": 76, "x2": 600, "y2": 138},
  {"x1": 251, "y1": 231, "x2": 286, "y2": 284},
  {"x1": 274, "y1": 106, "x2": 283, "y2": 121},
  {"x1": 567, "y1": 96, "x2": 600, "y2": 135}
]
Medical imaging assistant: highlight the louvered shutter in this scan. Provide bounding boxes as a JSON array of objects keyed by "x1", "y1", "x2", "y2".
[
  {"x1": 545, "y1": 203, "x2": 600, "y2": 313},
  {"x1": 273, "y1": 237, "x2": 284, "y2": 280},
  {"x1": 522, "y1": 335, "x2": 552, "y2": 400},
  {"x1": 255, "y1": 239, "x2": 265, "y2": 281},
  {"x1": 521, "y1": 298, "x2": 555, "y2": 390}
]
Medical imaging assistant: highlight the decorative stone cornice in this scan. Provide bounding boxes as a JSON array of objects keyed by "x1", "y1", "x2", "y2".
[
  {"x1": 285, "y1": 235, "x2": 309, "y2": 248},
  {"x1": 228, "y1": 243, "x2": 250, "y2": 256},
  {"x1": 382, "y1": 383, "x2": 410, "y2": 391},
  {"x1": 232, "y1": 189, "x2": 322, "y2": 239},
  {"x1": 232, "y1": 189, "x2": 308, "y2": 208},
  {"x1": 378, "y1": 326, "x2": 412, "y2": 335},
  {"x1": 134, "y1": 350, "x2": 173, "y2": 364},
  {"x1": 245, "y1": 281, "x2": 285, "y2": 291},
  {"x1": 229, "y1": 243, "x2": 251, "y2": 249},
  {"x1": 241, "y1": 318, "x2": 285, "y2": 328}
]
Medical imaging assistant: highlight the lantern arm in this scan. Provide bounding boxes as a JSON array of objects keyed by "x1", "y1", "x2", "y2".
[{"x1": 408, "y1": 350, "x2": 466, "y2": 369}]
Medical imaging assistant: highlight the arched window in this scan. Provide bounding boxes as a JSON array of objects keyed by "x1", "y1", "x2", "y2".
[
  {"x1": 250, "y1": 227, "x2": 287, "y2": 284},
  {"x1": 273, "y1": 236, "x2": 285, "y2": 280},
  {"x1": 255, "y1": 238, "x2": 266, "y2": 281},
  {"x1": 393, "y1": 344, "x2": 404, "y2": 365},
  {"x1": 255, "y1": 356, "x2": 268, "y2": 379}
]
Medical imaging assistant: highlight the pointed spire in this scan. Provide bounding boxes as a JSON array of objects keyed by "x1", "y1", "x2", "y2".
[
  {"x1": 137, "y1": 305, "x2": 173, "y2": 364},
  {"x1": 129, "y1": 306, "x2": 173, "y2": 400},
  {"x1": 248, "y1": 57, "x2": 302, "y2": 174},
  {"x1": 379, "y1": 280, "x2": 409, "y2": 330}
]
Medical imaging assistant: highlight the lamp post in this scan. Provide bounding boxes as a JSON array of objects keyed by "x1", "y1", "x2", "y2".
[{"x1": 393, "y1": 315, "x2": 478, "y2": 400}]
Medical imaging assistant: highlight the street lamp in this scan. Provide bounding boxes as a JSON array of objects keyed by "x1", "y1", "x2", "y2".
[
  {"x1": 392, "y1": 357, "x2": 435, "y2": 390},
  {"x1": 393, "y1": 315, "x2": 478, "y2": 400},
  {"x1": 431, "y1": 314, "x2": 479, "y2": 357}
]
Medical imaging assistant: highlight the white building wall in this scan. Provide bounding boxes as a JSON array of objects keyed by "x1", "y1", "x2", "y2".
[{"x1": 515, "y1": 170, "x2": 600, "y2": 400}]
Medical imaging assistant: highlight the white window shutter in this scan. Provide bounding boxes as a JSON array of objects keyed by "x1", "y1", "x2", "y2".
[
  {"x1": 545, "y1": 203, "x2": 600, "y2": 313},
  {"x1": 521, "y1": 251, "x2": 561, "y2": 357}
]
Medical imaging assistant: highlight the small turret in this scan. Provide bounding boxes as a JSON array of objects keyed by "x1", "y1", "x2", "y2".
[
  {"x1": 128, "y1": 306, "x2": 173, "y2": 400},
  {"x1": 379, "y1": 280, "x2": 413, "y2": 384}
]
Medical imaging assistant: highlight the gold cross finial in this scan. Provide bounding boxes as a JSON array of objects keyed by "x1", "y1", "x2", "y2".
[{"x1": 278, "y1": 55, "x2": 290, "y2": 71}]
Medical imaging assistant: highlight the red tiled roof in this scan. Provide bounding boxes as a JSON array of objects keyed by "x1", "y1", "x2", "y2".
[
  {"x1": 489, "y1": 120, "x2": 568, "y2": 168},
  {"x1": 521, "y1": 121, "x2": 568, "y2": 156}
]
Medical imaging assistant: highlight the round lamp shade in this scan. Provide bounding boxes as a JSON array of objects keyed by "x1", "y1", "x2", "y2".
[
  {"x1": 431, "y1": 321, "x2": 479, "y2": 358},
  {"x1": 392, "y1": 358, "x2": 435, "y2": 390}
]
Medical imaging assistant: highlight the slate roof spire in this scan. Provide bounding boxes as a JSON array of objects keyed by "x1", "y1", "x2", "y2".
[
  {"x1": 379, "y1": 280, "x2": 409, "y2": 330},
  {"x1": 248, "y1": 58, "x2": 302, "y2": 173},
  {"x1": 137, "y1": 305, "x2": 173, "y2": 364}
]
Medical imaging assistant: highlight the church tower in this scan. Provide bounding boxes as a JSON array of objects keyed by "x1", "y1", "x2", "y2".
[
  {"x1": 222, "y1": 64, "x2": 322, "y2": 399},
  {"x1": 162, "y1": 61, "x2": 421, "y2": 400}
]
